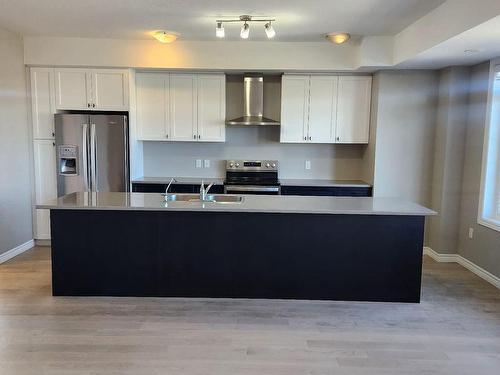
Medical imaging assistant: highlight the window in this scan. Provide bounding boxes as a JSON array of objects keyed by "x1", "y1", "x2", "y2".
[{"x1": 479, "y1": 61, "x2": 500, "y2": 232}]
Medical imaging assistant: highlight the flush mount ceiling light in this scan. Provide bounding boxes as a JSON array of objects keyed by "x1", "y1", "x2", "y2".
[
  {"x1": 215, "y1": 15, "x2": 276, "y2": 39},
  {"x1": 152, "y1": 30, "x2": 179, "y2": 43},
  {"x1": 326, "y1": 32, "x2": 351, "y2": 44}
]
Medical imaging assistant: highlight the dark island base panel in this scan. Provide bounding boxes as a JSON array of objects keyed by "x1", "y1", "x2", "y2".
[{"x1": 50, "y1": 210, "x2": 424, "y2": 302}]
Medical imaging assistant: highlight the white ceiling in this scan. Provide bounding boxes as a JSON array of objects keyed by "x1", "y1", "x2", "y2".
[
  {"x1": 0, "y1": 0, "x2": 445, "y2": 41},
  {"x1": 398, "y1": 14, "x2": 500, "y2": 69}
]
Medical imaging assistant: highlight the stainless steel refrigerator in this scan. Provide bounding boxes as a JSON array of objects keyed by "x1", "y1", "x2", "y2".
[{"x1": 54, "y1": 114, "x2": 129, "y2": 196}]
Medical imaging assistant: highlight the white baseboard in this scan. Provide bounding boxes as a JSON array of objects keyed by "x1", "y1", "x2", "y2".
[
  {"x1": 0, "y1": 239, "x2": 35, "y2": 264},
  {"x1": 423, "y1": 247, "x2": 500, "y2": 289}
]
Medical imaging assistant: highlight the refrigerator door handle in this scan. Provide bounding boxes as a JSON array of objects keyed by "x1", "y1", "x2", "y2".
[
  {"x1": 123, "y1": 116, "x2": 130, "y2": 192},
  {"x1": 82, "y1": 123, "x2": 90, "y2": 191},
  {"x1": 90, "y1": 123, "x2": 97, "y2": 192}
]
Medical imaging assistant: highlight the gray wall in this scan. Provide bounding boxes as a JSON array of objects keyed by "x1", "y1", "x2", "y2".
[
  {"x1": 457, "y1": 62, "x2": 500, "y2": 278},
  {"x1": 371, "y1": 70, "x2": 438, "y2": 206},
  {"x1": 143, "y1": 126, "x2": 367, "y2": 179},
  {"x1": 0, "y1": 27, "x2": 33, "y2": 255},
  {"x1": 428, "y1": 67, "x2": 470, "y2": 254}
]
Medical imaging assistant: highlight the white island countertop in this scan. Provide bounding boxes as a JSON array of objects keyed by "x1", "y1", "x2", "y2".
[{"x1": 38, "y1": 192, "x2": 436, "y2": 216}]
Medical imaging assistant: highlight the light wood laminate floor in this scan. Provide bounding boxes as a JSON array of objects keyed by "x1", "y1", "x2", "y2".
[{"x1": 0, "y1": 246, "x2": 499, "y2": 375}]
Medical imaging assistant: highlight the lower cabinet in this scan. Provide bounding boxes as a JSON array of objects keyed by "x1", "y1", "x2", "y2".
[
  {"x1": 35, "y1": 209, "x2": 51, "y2": 239},
  {"x1": 132, "y1": 183, "x2": 371, "y2": 197},
  {"x1": 132, "y1": 183, "x2": 224, "y2": 194},
  {"x1": 281, "y1": 185, "x2": 372, "y2": 197},
  {"x1": 33, "y1": 139, "x2": 57, "y2": 240}
]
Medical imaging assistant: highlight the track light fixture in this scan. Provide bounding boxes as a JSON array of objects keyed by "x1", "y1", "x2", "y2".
[{"x1": 215, "y1": 15, "x2": 276, "y2": 39}]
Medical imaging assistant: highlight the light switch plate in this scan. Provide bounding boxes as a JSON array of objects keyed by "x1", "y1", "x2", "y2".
[
  {"x1": 468, "y1": 227, "x2": 474, "y2": 239},
  {"x1": 195, "y1": 159, "x2": 202, "y2": 168},
  {"x1": 305, "y1": 160, "x2": 311, "y2": 170},
  {"x1": 204, "y1": 159, "x2": 210, "y2": 168}
]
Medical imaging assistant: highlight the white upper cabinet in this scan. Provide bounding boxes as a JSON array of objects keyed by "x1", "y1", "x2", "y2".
[
  {"x1": 30, "y1": 68, "x2": 56, "y2": 139},
  {"x1": 136, "y1": 72, "x2": 169, "y2": 140},
  {"x1": 280, "y1": 75, "x2": 310, "y2": 143},
  {"x1": 170, "y1": 74, "x2": 197, "y2": 141},
  {"x1": 336, "y1": 76, "x2": 372, "y2": 144},
  {"x1": 55, "y1": 68, "x2": 90, "y2": 110},
  {"x1": 308, "y1": 76, "x2": 338, "y2": 143},
  {"x1": 55, "y1": 68, "x2": 129, "y2": 111},
  {"x1": 197, "y1": 74, "x2": 225, "y2": 142},
  {"x1": 280, "y1": 74, "x2": 371, "y2": 144},
  {"x1": 135, "y1": 72, "x2": 226, "y2": 143},
  {"x1": 91, "y1": 69, "x2": 129, "y2": 111}
]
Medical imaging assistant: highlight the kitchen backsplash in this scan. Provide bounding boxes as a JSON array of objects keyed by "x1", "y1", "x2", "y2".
[{"x1": 143, "y1": 126, "x2": 367, "y2": 180}]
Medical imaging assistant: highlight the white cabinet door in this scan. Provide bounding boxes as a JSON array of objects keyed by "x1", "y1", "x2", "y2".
[
  {"x1": 197, "y1": 74, "x2": 225, "y2": 142},
  {"x1": 136, "y1": 73, "x2": 169, "y2": 140},
  {"x1": 308, "y1": 76, "x2": 338, "y2": 143},
  {"x1": 336, "y1": 76, "x2": 372, "y2": 144},
  {"x1": 35, "y1": 209, "x2": 51, "y2": 240},
  {"x1": 170, "y1": 74, "x2": 197, "y2": 142},
  {"x1": 33, "y1": 140, "x2": 57, "y2": 240},
  {"x1": 91, "y1": 69, "x2": 129, "y2": 110},
  {"x1": 30, "y1": 68, "x2": 56, "y2": 139},
  {"x1": 55, "y1": 68, "x2": 91, "y2": 110},
  {"x1": 280, "y1": 75, "x2": 310, "y2": 143}
]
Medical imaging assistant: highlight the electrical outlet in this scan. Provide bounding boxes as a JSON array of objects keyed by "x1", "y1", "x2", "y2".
[
  {"x1": 468, "y1": 227, "x2": 474, "y2": 239},
  {"x1": 195, "y1": 159, "x2": 202, "y2": 168},
  {"x1": 204, "y1": 159, "x2": 210, "y2": 168},
  {"x1": 305, "y1": 160, "x2": 311, "y2": 170}
]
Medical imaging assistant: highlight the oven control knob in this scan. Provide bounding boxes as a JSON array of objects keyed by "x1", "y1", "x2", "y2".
[
  {"x1": 235, "y1": 163, "x2": 240, "y2": 167},
  {"x1": 271, "y1": 163, "x2": 276, "y2": 168},
  {"x1": 229, "y1": 162, "x2": 234, "y2": 168},
  {"x1": 265, "y1": 163, "x2": 270, "y2": 168}
]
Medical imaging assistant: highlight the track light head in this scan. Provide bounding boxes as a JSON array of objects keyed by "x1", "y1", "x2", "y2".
[
  {"x1": 264, "y1": 22, "x2": 276, "y2": 39},
  {"x1": 216, "y1": 21, "x2": 225, "y2": 38},
  {"x1": 240, "y1": 22, "x2": 250, "y2": 39}
]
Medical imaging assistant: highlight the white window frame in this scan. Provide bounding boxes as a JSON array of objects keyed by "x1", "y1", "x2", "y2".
[{"x1": 478, "y1": 59, "x2": 500, "y2": 232}]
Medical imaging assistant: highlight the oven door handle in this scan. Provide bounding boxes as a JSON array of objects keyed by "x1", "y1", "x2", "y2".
[{"x1": 224, "y1": 185, "x2": 280, "y2": 193}]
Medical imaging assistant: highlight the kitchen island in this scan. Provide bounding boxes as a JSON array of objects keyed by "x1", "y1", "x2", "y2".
[{"x1": 40, "y1": 192, "x2": 435, "y2": 302}]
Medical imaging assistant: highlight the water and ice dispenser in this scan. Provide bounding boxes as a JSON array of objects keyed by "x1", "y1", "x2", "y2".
[{"x1": 58, "y1": 145, "x2": 78, "y2": 176}]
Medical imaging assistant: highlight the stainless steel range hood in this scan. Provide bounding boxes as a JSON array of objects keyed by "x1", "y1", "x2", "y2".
[{"x1": 226, "y1": 75, "x2": 280, "y2": 126}]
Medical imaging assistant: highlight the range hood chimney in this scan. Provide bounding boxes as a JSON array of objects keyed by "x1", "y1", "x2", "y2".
[{"x1": 226, "y1": 75, "x2": 280, "y2": 126}]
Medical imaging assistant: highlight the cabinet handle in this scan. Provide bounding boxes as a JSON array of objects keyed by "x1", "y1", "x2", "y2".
[
  {"x1": 309, "y1": 136, "x2": 312, "y2": 140},
  {"x1": 198, "y1": 135, "x2": 201, "y2": 139},
  {"x1": 52, "y1": 142, "x2": 55, "y2": 146},
  {"x1": 52, "y1": 132, "x2": 55, "y2": 137},
  {"x1": 193, "y1": 134, "x2": 196, "y2": 139},
  {"x1": 87, "y1": 103, "x2": 90, "y2": 108},
  {"x1": 166, "y1": 134, "x2": 169, "y2": 139},
  {"x1": 92, "y1": 103, "x2": 96, "y2": 108},
  {"x1": 304, "y1": 136, "x2": 307, "y2": 141},
  {"x1": 336, "y1": 136, "x2": 340, "y2": 141}
]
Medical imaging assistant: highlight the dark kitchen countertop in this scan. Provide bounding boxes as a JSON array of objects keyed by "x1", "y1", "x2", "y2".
[{"x1": 132, "y1": 177, "x2": 371, "y2": 188}]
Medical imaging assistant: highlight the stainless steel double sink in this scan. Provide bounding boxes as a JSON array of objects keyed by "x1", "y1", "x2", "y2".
[{"x1": 163, "y1": 194, "x2": 244, "y2": 204}]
